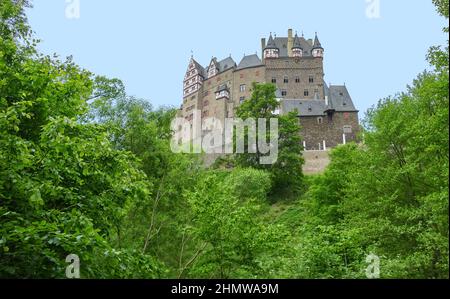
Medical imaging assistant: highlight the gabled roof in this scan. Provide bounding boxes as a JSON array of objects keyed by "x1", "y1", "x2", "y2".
[
  {"x1": 208, "y1": 57, "x2": 219, "y2": 70},
  {"x1": 236, "y1": 54, "x2": 263, "y2": 70},
  {"x1": 189, "y1": 57, "x2": 205, "y2": 76}
]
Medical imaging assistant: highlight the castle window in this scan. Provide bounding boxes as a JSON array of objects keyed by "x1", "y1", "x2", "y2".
[
  {"x1": 281, "y1": 90, "x2": 287, "y2": 96},
  {"x1": 304, "y1": 90, "x2": 309, "y2": 97},
  {"x1": 309, "y1": 76, "x2": 314, "y2": 83},
  {"x1": 295, "y1": 76, "x2": 300, "y2": 83},
  {"x1": 239, "y1": 96, "x2": 245, "y2": 103},
  {"x1": 284, "y1": 76, "x2": 289, "y2": 83},
  {"x1": 343, "y1": 125, "x2": 352, "y2": 134},
  {"x1": 317, "y1": 117, "x2": 323, "y2": 124},
  {"x1": 272, "y1": 77, "x2": 277, "y2": 83},
  {"x1": 240, "y1": 84, "x2": 246, "y2": 92}
]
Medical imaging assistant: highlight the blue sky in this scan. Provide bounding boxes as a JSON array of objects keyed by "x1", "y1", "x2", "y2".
[{"x1": 27, "y1": 0, "x2": 447, "y2": 116}]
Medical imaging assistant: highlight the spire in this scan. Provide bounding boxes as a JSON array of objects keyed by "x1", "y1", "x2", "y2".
[
  {"x1": 312, "y1": 32, "x2": 323, "y2": 50},
  {"x1": 292, "y1": 33, "x2": 303, "y2": 49},
  {"x1": 265, "y1": 33, "x2": 278, "y2": 50}
]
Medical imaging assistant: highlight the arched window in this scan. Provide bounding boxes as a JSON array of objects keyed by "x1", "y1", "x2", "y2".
[{"x1": 317, "y1": 117, "x2": 323, "y2": 124}]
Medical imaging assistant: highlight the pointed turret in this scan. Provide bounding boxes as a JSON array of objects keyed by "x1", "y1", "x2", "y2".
[
  {"x1": 312, "y1": 32, "x2": 324, "y2": 58},
  {"x1": 265, "y1": 33, "x2": 277, "y2": 49},
  {"x1": 264, "y1": 33, "x2": 279, "y2": 59},
  {"x1": 292, "y1": 33, "x2": 303, "y2": 58}
]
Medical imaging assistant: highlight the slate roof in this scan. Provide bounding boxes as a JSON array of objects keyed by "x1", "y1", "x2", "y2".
[
  {"x1": 312, "y1": 34, "x2": 323, "y2": 50},
  {"x1": 218, "y1": 57, "x2": 236, "y2": 72},
  {"x1": 264, "y1": 36, "x2": 313, "y2": 57},
  {"x1": 280, "y1": 84, "x2": 358, "y2": 116},
  {"x1": 265, "y1": 34, "x2": 278, "y2": 49},
  {"x1": 327, "y1": 85, "x2": 357, "y2": 112},
  {"x1": 281, "y1": 99, "x2": 327, "y2": 116},
  {"x1": 236, "y1": 54, "x2": 263, "y2": 70},
  {"x1": 293, "y1": 33, "x2": 302, "y2": 49},
  {"x1": 216, "y1": 84, "x2": 229, "y2": 92}
]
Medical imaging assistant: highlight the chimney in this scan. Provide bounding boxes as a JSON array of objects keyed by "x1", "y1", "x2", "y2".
[
  {"x1": 261, "y1": 38, "x2": 266, "y2": 62},
  {"x1": 287, "y1": 29, "x2": 293, "y2": 57}
]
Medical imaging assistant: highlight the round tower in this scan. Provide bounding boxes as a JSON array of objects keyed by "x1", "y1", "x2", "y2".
[
  {"x1": 292, "y1": 33, "x2": 303, "y2": 58},
  {"x1": 312, "y1": 32, "x2": 324, "y2": 58},
  {"x1": 264, "y1": 33, "x2": 279, "y2": 59}
]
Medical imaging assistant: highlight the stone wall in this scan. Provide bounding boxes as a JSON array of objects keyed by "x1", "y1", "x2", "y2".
[
  {"x1": 299, "y1": 111, "x2": 360, "y2": 150},
  {"x1": 265, "y1": 56, "x2": 324, "y2": 100},
  {"x1": 231, "y1": 65, "x2": 266, "y2": 116}
]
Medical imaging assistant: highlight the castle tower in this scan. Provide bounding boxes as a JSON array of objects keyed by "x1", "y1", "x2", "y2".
[
  {"x1": 263, "y1": 33, "x2": 279, "y2": 59},
  {"x1": 292, "y1": 33, "x2": 303, "y2": 58},
  {"x1": 183, "y1": 56, "x2": 204, "y2": 99},
  {"x1": 312, "y1": 33, "x2": 324, "y2": 58}
]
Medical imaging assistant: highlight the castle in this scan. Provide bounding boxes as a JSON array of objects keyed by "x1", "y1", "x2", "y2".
[{"x1": 178, "y1": 29, "x2": 359, "y2": 167}]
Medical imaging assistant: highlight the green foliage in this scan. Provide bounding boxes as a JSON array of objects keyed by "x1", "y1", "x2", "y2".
[
  {"x1": 295, "y1": 68, "x2": 449, "y2": 278},
  {"x1": 0, "y1": 0, "x2": 448, "y2": 279},
  {"x1": 183, "y1": 168, "x2": 287, "y2": 278},
  {"x1": 0, "y1": 0, "x2": 161, "y2": 278},
  {"x1": 235, "y1": 83, "x2": 304, "y2": 197}
]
